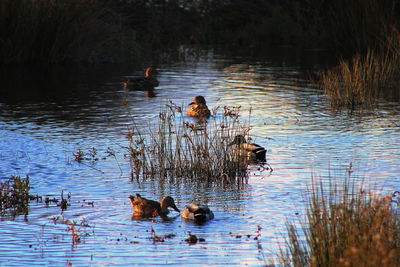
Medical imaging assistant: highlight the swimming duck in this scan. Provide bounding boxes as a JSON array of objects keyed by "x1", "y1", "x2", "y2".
[
  {"x1": 123, "y1": 67, "x2": 159, "y2": 90},
  {"x1": 129, "y1": 194, "x2": 180, "y2": 218},
  {"x1": 229, "y1": 135, "x2": 266, "y2": 162},
  {"x1": 182, "y1": 204, "x2": 214, "y2": 224},
  {"x1": 187, "y1": 96, "x2": 211, "y2": 119}
]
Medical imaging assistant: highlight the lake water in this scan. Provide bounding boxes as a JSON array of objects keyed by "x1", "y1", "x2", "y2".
[{"x1": 1, "y1": 47, "x2": 400, "y2": 266}]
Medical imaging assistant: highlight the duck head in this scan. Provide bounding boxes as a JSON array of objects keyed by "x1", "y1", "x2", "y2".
[
  {"x1": 160, "y1": 196, "x2": 180, "y2": 213},
  {"x1": 189, "y1": 95, "x2": 207, "y2": 106},
  {"x1": 145, "y1": 67, "x2": 158, "y2": 78}
]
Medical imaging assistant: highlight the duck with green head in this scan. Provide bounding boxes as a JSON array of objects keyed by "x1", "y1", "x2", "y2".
[
  {"x1": 123, "y1": 67, "x2": 159, "y2": 90},
  {"x1": 129, "y1": 194, "x2": 180, "y2": 218},
  {"x1": 187, "y1": 96, "x2": 211, "y2": 119},
  {"x1": 229, "y1": 135, "x2": 266, "y2": 162}
]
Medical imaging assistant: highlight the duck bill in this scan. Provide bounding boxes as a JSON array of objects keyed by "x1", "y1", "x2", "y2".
[
  {"x1": 171, "y1": 203, "x2": 180, "y2": 213},
  {"x1": 188, "y1": 102, "x2": 194, "y2": 105},
  {"x1": 128, "y1": 195, "x2": 137, "y2": 206}
]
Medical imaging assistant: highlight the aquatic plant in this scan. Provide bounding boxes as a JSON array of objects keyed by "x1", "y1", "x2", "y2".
[
  {"x1": 68, "y1": 225, "x2": 81, "y2": 246},
  {"x1": 319, "y1": 45, "x2": 400, "y2": 109},
  {"x1": 149, "y1": 226, "x2": 165, "y2": 243},
  {"x1": 72, "y1": 147, "x2": 118, "y2": 174},
  {"x1": 279, "y1": 171, "x2": 400, "y2": 266},
  {"x1": 51, "y1": 215, "x2": 90, "y2": 228},
  {"x1": 59, "y1": 191, "x2": 71, "y2": 211},
  {"x1": 0, "y1": 176, "x2": 31, "y2": 214},
  {"x1": 73, "y1": 150, "x2": 85, "y2": 163},
  {"x1": 127, "y1": 102, "x2": 264, "y2": 185}
]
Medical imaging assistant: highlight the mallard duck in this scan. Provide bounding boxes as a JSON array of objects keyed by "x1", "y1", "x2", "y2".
[
  {"x1": 187, "y1": 96, "x2": 211, "y2": 119},
  {"x1": 182, "y1": 204, "x2": 214, "y2": 223},
  {"x1": 129, "y1": 194, "x2": 180, "y2": 218},
  {"x1": 229, "y1": 135, "x2": 266, "y2": 162},
  {"x1": 123, "y1": 67, "x2": 159, "y2": 90}
]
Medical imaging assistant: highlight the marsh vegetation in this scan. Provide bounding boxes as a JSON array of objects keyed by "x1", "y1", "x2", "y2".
[
  {"x1": 320, "y1": 29, "x2": 400, "y2": 108},
  {"x1": 0, "y1": 176, "x2": 31, "y2": 215},
  {"x1": 279, "y1": 172, "x2": 400, "y2": 266},
  {"x1": 127, "y1": 103, "x2": 269, "y2": 185}
]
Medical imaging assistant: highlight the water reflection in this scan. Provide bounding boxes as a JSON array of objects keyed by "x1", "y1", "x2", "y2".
[{"x1": 0, "y1": 47, "x2": 400, "y2": 265}]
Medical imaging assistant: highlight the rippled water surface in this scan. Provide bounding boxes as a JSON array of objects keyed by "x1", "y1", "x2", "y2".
[{"x1": 1, "y1": 48, "x2": 400, "y2": 266}]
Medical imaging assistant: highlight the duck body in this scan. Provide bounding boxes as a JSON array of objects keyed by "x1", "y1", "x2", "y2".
[
  {"x1": 230, "y1": 135, "x2": 266, "y2": 162},
  {"x1": 182, "y1": 204, "x2": 214, "y2": 224},
  {"x1": 187, "y1": 95, "x2": 211, "y2": 119},
  {"x1": 129, "y1": 194, "x2": 180, "y2": 218},
  {"x1": 123, "y1": 67, "x2": 159, "y2": 90}
]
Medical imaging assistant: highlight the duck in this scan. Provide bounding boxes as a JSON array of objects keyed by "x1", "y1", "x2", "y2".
[
  {"x1": 129, "y1": 194, "x2": 180, "y2": 218},
  {"x1": 186, "y1": 96, "x2": 211, "y2": 119},
  {"x1": 123, "y1": 67, "x2": 159, "y2": 90},
  {"x1": 182, "y1": 204, "x2": 214, "y2": 224},
  {"x1": 229, "y1": 135, "x2": 266, "y2": 162}
]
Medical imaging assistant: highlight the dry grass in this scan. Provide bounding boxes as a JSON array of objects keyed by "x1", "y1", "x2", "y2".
[
  {"x1": 320, "y1": 28, "x2": 400, "y2": 109},
  {"x1": 126, "y1": 102, "x2": 260, "y2": 185},
  {"x1": 279, "y1": 173, "x2": 400, "y2": 266}
]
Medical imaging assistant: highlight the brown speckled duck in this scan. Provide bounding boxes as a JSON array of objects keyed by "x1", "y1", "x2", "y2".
[
  {"x1": 129, "y1": 194, "x2": 180, "y2": 218},
  {"x1": 229, "y1": 135, "x2": 266, "y2": 162},
  {"x1": 123, "y1": 67, "x2": 159, "y2": 90},
  {"x1": 182, "y1": 204, "x2": 214, "y2": 224},
  {"x1": 186, "y1": 96, "x2": 211, "y2": 119}
]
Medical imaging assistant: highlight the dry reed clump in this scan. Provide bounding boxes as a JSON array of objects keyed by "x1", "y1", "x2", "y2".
[
  {"x1": 0, "y1": 176, "x2": 31, "y2": 215},
  {"x1": 126, "y1": 102, "x2": 259, "y2": 185},
  {"x1": 319, "y1": 28, "x2": 400, "y2": 109},
  {"x1": 279, "y1": 174, "x2": 400, "y2": 266}
]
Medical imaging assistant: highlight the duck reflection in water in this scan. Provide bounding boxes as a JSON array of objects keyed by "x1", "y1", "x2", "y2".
[
  {"x1": 129, "y1": 194, "x2": 180, "y2": 219},
  {"x1": 123, "y1": 67, "x2": 159, "y2": 92}
]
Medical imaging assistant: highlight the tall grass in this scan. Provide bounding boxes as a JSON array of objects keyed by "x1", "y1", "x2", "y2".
[
  {"x1": 320, "y1": 50, "x2": 400, "y2": 108},
  {"x1": 279, "y1": 174, "x2": 400, "y2": 266},
  {"x1": 319, "y1": 26, "x2": 400, "y2": 108},
  {"x1": 0, "y1": 0, "x2": 136, "y2": 65},
  {"x1": 127, "y1": 103, "x2": 257, "y2": 185}
]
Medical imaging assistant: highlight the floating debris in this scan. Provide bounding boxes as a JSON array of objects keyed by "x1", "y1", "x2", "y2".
[{"x1": 184, "y1": 232, "x2": 205, "y2": 244}]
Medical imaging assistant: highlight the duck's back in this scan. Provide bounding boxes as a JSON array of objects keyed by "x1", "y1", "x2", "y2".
[
  {"x1": 182, "y1": 204, "x2": 214, "y2": 223},
  {"x1": 187, "y1": 104, "x2": 211, "y2": 118},
  {"x1": 131, "y1": 196, "x2": 162, "y2": 217},
  {"x1": 242, "y1": 143, "x2": 266, "y2": 162},
  {"x1": 124, "y1": 77, "x2": 159, "y2": 90}
]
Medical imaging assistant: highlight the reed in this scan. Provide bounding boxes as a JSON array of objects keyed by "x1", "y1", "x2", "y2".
[
  {"x1": 127, "y1": 103, "x2": 257, "y2": 185},
  {"x1": 319, "y1": 28, "x2": 400, "y2": 109},
  {"x1": 279, "y1": 174, "x2": 400, "y2": 266}
]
